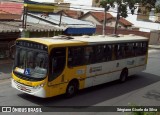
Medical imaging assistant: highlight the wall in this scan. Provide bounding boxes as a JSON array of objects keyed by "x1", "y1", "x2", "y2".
[
  {"x1": 150, "y1": 31, "x2": 160, "y2": 45},
  {"x1": 96, "y1": 25, "x2": 150, "y2": 39},
  {"x1": 0, "y1": 32, "x2": 20, "y2": 63}
]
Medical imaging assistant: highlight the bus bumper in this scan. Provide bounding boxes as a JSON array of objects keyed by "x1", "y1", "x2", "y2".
[{"x1": 11, "y1": 78, "x2": 46, "y2": 98}]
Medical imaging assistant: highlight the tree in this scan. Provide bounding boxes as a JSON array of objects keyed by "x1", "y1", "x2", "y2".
[
  {"x1": 155, "y1": 0, "x2": 160, "y2": 13},
  {"x1": 98, "y1": 0, "x2": 156, "y2": 35},
  {"x1": 99, "y1": 0, "x2": 114, "y2": 35}
]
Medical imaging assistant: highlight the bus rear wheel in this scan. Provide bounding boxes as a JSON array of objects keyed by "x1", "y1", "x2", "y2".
[
  {"x1": 119, "y1": 69, "x2": 128, "y2": 83},
  {"x1": 66, "y1": 82, "x2": 78, "y2": 98}
]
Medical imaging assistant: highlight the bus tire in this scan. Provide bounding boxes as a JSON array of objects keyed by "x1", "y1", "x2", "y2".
[
  {"x1": 119, "y1": 68, "x2": 128, "y2": 83},
  {"x1": 65, "y1": 80, "x2": 78, "y2": 98}
]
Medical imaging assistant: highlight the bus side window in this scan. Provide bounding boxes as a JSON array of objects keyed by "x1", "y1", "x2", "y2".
[
  {"x1": 137, "y1": 42, "x2": 143, "y2": 55},
  {"x1": 68, "y1": 47, "x2": 85, "y2": 67},
  {"x1": 104, "y1": 45, "x2": 112, "y2": 61},
  {"x1": 84, "y1": 46, "x2": 94, "y2": 64},
  {"x1": 114, "y1": 44, "x2": 122, "y2": 60},
  {"x1": 142, "y1": 42, "x2": 148, "y2": 55}
]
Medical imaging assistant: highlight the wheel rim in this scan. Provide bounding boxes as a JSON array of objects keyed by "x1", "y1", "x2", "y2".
[
  {"x1": 121, "y1": 74, "x2": 126, "y2": 81},
  {"x1": 68, "y1": 85, "x2": 75, "y2": 95}
]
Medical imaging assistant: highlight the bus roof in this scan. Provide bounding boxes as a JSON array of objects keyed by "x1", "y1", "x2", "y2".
[{"x1": 18, "y1": 35, "x2": 148, "y2": 46}]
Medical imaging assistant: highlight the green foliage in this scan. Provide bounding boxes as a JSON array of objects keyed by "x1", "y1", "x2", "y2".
[
  {"x1": 99, "y1": 0, "x2": 156, "y2": 34},
  {"x1": 155, "y1": 1, "x2": 160, "y2": 13},
  {"x1": 99, "y1": 0, "x2": 138, "y2": 18},
  {"x1": 141, "y1": 0, "x2": 156, "y2": 11}
]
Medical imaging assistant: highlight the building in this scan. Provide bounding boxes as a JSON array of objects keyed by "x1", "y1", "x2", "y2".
[
  {"x1": 0, "y1": 1, "x2": 23, "y2": 20},
  {"x1": 80, "y1": 11, "x2": 133, "y2": 29},
  {"x1": 150, "y1": 30, "x2": 160, "y2": 45},
  {"x1": 0, "y1": 1, "x2": 23, "y2": 63},
  {"x1": 57, "y1": 10, "x2": 84, "y2": 19},
  {"x1": 27, "y1": 13, "x2": 96, "y2": 35},
  {"x1": 0, "y1": 21, "x2": 64, "y2": 62}
]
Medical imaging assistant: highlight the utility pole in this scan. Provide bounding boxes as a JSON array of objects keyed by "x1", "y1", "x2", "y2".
[
  {"x1": 103, "y1": 7, "x2": 106, "y2": 35},
  {"x1": 59, "y1": 12, "x2": 62, "y2": 27}
]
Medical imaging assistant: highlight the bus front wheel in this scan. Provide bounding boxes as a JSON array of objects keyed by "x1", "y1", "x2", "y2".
[
  {"x1": 119, "y1": 69, "x2": 128, "y2": 83},
  {"x1": 66, "y1": 81, "x2": 78, "y2": 98}
]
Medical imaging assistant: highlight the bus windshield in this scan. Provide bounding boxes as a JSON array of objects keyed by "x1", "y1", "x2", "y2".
[{"x1": 14, "y1": 47, "x2": 48, "y2": 79}]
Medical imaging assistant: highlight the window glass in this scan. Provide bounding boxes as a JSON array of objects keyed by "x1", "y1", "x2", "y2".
[
  {"x1": 68, "y1": 47, "x2": 84, "y2": 67},
  {"x1": 14, "y1": 48, "x2": 48, "y2": 79},
  {"x1": 49, "y1": 47, "x2": 66, "y2": 81},
  {"x1": 84, "y1": 46, "x2": 94, "y2": 64},
  {"x1": 142, "y1": 42, "x2": 148, "y2": 55},
  {"x1": 104, "y1": 45, "x2": 112, "y2": 61},
  {"x1": 114, "y1": 44, "x2": 124, "y2": 60}
]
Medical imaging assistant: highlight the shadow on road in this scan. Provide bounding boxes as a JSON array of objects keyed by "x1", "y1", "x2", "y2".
[{"x1": 18, "y1": 72, "x2": 160, "y2": 107}]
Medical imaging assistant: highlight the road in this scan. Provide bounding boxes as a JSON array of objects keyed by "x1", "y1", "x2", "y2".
[{"x1": 0, "y1": 49, "x2": 160, "y2": 115}]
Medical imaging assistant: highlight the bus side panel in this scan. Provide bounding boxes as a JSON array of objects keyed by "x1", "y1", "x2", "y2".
[
  {"x1": 65, "y1": 66, "x2": 87, "y2": 90},
  {"x1": 84, "y1": 61, "x2": 121, "y2": 88},
  {"x1": 84, "y1": 55, "x2": 147, "y2": 88},
  {"x1": 128, "y1": 55, "x2": 147, "y2": 76}
]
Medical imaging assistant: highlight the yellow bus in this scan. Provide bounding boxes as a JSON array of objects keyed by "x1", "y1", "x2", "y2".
[{"x1": 11, "y1": 35, "x2": 149, "y2": 98}]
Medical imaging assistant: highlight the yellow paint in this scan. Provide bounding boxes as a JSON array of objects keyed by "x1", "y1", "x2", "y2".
[{"x1": 24, "y1": 4, "x2": 58, "y2": 12}]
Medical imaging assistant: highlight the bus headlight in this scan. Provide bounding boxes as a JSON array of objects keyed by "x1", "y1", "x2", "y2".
[{"x1": 33, "y1": 83, "x2": 45, "y2": 89}]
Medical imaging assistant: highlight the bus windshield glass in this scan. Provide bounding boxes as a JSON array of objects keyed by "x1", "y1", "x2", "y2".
[{"x1": 14, "y1": 47, "x2": 48, "y2": 79}]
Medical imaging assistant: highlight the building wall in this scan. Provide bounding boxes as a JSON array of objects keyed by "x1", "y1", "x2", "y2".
[
  {"x1": 96, "y1": 25, "x2": 150, "y2": 38},
  {"x1": 0, "y1": 32, "x2": 20, "y2": 63},
  {"x1": 150, "y1": 31, "x2": 160, "y2": 45},
  {"x1": 0, "y1": 14, "x2": 21, "y2": 20}
]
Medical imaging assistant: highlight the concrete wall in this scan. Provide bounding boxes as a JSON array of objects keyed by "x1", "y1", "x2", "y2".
[
  {"x1": 150, "y1": 31, "x2": 160, "y2": 45},
  {"x1": 96, "y1": 25, "x2": 150, "y2": 39}
]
